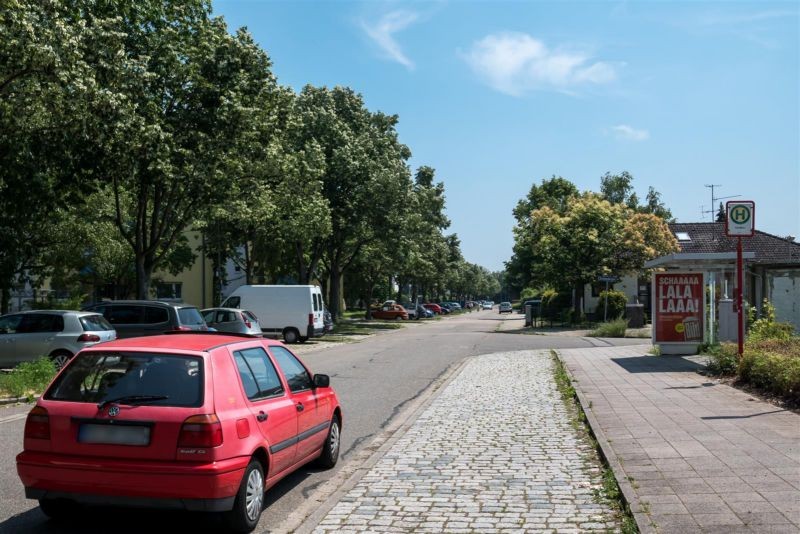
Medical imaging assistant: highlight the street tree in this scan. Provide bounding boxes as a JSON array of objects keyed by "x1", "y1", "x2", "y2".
[
  {"x1": 526, "y1": 193, "x2": 677, "y2": 315},
  {"x1": 89, "y1": 1, "x2": 278, "y2": 298},
  {"x1": 296, "y1": 85, "x2": 412, "y2": 319}
]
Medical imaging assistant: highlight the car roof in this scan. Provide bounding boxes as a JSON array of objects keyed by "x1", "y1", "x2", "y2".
[
  {"x1": 82, "y1": 333, "x2": 280, "y2": 353},
  {"x1": 201, "y1": 307, "x2": 246, "y2": 313},
  {"x1": 86, "y1": 300, "x2": 196, "y2": 308},
  {"x1": 1, "y1": 310, "x2": 101, "y2": 317}
]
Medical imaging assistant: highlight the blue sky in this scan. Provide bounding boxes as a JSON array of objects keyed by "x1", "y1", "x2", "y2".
[{"x1": 213, "y1": 1, "x2": 799, "y2": 271}]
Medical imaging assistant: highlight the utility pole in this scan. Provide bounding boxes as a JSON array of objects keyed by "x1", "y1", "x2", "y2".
[{"x1": 703, "y1": 184, "x2": 740, "y2": 220}]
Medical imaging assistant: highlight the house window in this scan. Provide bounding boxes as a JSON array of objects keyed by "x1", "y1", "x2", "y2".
[{"x1": 156, "y1": 282, "x2": 182, "y2": 300}]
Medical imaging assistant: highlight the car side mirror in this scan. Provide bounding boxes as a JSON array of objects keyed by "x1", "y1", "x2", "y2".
[{"x1": 313, "y1": 374, "x2": 330, "y2": 388}]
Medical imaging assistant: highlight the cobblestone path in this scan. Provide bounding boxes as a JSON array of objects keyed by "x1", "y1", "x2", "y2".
[{"x1": 314, "y1": 351, "x2": 620, "y2": 533}]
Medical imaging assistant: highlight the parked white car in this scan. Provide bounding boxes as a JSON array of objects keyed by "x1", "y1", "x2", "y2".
[
  {"x1": 221, "y1": 285, "x2": 325, "y2": 343},
  {"x1": 0, "y1": 310, "x2": 116, "y2": 369}
]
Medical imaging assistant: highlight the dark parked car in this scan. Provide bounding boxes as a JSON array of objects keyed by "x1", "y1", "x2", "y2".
[
  {"x1": 83, "y1": 301, "x2": 208, "y2": 338},
  {"x1": 323, "y1": 308, "x2": 333, "y2": 334}
]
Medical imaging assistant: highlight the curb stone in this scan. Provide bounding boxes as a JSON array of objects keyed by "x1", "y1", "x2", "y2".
[{"x1": 554, "y1": 349, "x2": 656, "y2": 534}]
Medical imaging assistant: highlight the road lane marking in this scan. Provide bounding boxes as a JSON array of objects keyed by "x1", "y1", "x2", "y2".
[{"x1": 0, "y1": 413, "x2": 28, "y2": 424}]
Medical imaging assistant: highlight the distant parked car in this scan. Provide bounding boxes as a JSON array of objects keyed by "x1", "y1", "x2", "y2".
[
  {"x1": 499, "y1": 302, "x2": 513, "y2": 314},
  {"x1": 82, "y1": 300, "x2": 208, "y2": 338},
  {"x1": 201, "y1": 308, "x2": 262, "y2": 336},
  {"x1": 371, "y1": 304, "x2": 408, "y2": 321},
  {"x1": 445, "y1": 302, "x2": 462, "y2": 311},
  {"x1": 323, "y1": 308, "x2": 333, "y2": 334},
  {"x1": 482, "y1": 301, "x2": 493, "y2": 310},
  {"x1": 423, "y1": 303, "x2": 443, "y2": 315},
  {"x1": 0, "y1": 311, "x2": 116, "y2": 369},
  {"x1": 417, "y1": 305, "x2": 434, "y2": 319},
  {"x1": 16, "y1": 333, "x2": 342, "y2": 532}
]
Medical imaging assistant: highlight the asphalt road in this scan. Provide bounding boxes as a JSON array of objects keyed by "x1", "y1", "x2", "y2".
[{"x1": 0, "y1": 310, "x2": 647, "y2": 533}]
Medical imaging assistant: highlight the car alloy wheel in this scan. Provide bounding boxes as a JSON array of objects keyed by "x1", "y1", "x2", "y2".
[
  {"x1": 50, "y1": 352, "x2": 71, "y2": 370},
  {"x1": 316, "y1": 418, "x2": 341, "y2": 468},
  {"x1": 245, "y1": 467, "x2": 264, "y2": 522}
]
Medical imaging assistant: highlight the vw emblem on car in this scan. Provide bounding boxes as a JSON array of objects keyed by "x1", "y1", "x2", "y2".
[{"x1": 107, "y1": 406, "x2": 120, "y2": 417}]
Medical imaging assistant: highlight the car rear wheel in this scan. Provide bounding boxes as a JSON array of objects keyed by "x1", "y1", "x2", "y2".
[
  {"x1": 298, "y1": 336, "x2": 308, "y2": 343},
  {"x1": 38, "y1": 498, "x2": 75, "y2": 520},
  {"x1": 223, "y1": 460, "x2": 264, "y2": 533},
  {"x1": 282, "y1": 328, "x2": 299, "y2": 344},
  {"x1": 49, "y1": 351, "x2": 72, "y2": 370},
  {"x1": 315, "y1": 417, "x2": 341, "y2": 469},
  {"x1": 395, "y1": 316, "x2": 403, "y2": 321}
]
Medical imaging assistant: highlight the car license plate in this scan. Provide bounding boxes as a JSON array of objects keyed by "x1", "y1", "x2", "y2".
[{"x1": 78, "y1": 423, "x2": 151, "y2": 446}]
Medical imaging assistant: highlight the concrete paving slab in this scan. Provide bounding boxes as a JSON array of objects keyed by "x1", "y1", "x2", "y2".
[{"x1": 558, "y1": 344, "x2": 800, "y2": 534}]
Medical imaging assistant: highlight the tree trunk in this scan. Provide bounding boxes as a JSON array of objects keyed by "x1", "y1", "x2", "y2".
[
  {"x1": 573, "y1": 281, "x2": 584, "y2": 322},
  {"x1": 135, "y1": 253, "x2": 152, "y2": 300},
  {"x1": 329, "y1": 263, "x2": 342, "y2": 319},
  {"x1": 0, "y1": 285, "x2": 8, "y2": 314}
]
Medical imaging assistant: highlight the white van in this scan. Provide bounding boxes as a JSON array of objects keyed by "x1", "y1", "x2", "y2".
[{"x1": 220, "y1": 285, "x2": 325, "y2": 343}]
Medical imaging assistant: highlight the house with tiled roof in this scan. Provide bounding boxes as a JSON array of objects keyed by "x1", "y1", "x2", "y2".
[
  {"x1": 656, "y1": 222, "x2": 800, "y2": 330},
  {"x1": 584, "y1": 222, "x2": 800, "y2": 333}
]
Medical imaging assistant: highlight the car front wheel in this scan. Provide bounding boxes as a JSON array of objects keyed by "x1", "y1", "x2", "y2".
[
  {"x1": 315, "y1": 417, "x2": 341, "y2": 469},
  {"x1": 223, "y1": 460, "x2": 264, "y2": 533}
]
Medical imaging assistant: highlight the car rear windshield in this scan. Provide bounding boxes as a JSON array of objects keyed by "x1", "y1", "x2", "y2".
[
  {"x1": 178, "y1": 307, "x2": 205, "y2": 326},
  {"x1": 243, "y1": 310, "x2": 258, "y2": 321},
  {"x1": 45, "y1": 352, "x2": 203, "y2": 407},
  {"x1": 80, "y1": 315, "x2": 114, "y2": 332}
]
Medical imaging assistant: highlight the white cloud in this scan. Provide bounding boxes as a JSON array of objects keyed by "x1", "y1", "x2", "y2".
[
  {"x1": 362, "y1": 11, "x2": 418, "y2": 70},
  {"x1": 462, "y1": 32, "x2": 618, "y2": 96},
  {"x1": 612, "y1": 124, "x2": 650, "y2": 141}
]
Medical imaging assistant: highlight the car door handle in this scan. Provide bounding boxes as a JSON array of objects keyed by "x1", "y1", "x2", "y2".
[
  {"x1": 256, "y1": 411, "x2": 268, "y2": 422},
  {"x1": 295, "y1": 403, "x2": 304, "y2": 412}
]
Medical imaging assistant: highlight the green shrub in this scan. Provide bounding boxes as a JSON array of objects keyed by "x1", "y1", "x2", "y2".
[
  {"x1": 705, "y1": 342, "x2": 738, "y2": 375},
  {"x1": 738, "y1": 351, "x2": 800, "y2": 403},
  {"x1": 520, "y1": 287, "x2": 540, "y2": 301},
  {"x1": 748, "y1": 299, "x2": 796, "y2": 342},
  {"x1": 30, "y1": 293, "x2": 88, "y2": 311},
  {"x1": 0, "y1": 358, "x2": 57, "y2": 399},
  {"x1": 595, "y1": 290, "x2": 628, "y2": 321},
  {"x1": 591, "y1": 318, "x2": 629, "y2": 337}
]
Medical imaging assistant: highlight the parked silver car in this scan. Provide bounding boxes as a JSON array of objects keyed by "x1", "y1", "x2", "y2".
[
  {"x1": 0, "y1": 310, "x2": 116, "y2": 369},
  {"x1": 201, "y1": 308, "x2": 262, "y2": 336}
]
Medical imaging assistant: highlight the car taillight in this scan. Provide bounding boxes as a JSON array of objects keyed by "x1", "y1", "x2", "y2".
[
  {"x1": 173, "y1": 326, "x2": 192, "y2": 331},
  {"x1": 77, "y1": 333, "x2": 101, "y2": 342},
  {"x1": 178, "y1": 414, "x2": 223, "y2": 448},
  {"x1": 308, "y1": 313, "x2": 314, "y2": 326},
  {"x1": 24, "y1": 406, "x2": 50, "y2": 440}
]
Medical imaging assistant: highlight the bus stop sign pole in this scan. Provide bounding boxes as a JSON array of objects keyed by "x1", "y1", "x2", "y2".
[{"x1": 726, "y1": 200, "x2": 755, "y2": 358}]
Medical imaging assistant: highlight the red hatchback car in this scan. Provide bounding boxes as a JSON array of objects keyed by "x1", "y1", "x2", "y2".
[{"x1": 16, "y1": 333, "x2": 342, "y2": 533}]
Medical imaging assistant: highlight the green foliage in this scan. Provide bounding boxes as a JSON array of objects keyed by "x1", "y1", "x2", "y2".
[
  {"x1": 738, "y1": 339, "x2": 800, "y2": 403},
  {"x1": 591, "y1": 318, "x2": 629, "y2": 338},
  {"x1": 595, "y1": 290, "x2": 628, "y2": 321},
  {"x1": 520, "y1": 287, "x2": 540, "y2": 301},
  {"x1": 705, "y1": 343, "x2": 739, "y2": 375},
  {"x1": 30, "y1": 293, "x2": 87, "y2": 311},
  {"x1": 748, "y1": 299, "x2": 795, "y2": 342},
  {"x1": 0, "y1": 358, "x2": 57, "y2": 400}
]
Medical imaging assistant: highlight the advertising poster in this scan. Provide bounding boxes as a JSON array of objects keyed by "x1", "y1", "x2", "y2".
[{"x1": 654, "y1": 273, "x2": 704, "y2": 343}]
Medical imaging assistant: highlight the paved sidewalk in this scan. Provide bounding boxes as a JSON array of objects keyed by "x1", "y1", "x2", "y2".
[
  {"x1": 559, "y1": 345, "x2": 800, "y2": 534},
  {"x1": 313, "y1": 351, "x2": 620, "y2": 533}
]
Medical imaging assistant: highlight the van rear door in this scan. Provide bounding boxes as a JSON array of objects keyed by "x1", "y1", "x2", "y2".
[{"x1": 312, "y1": 290, "x2": 324, "y2": 334}]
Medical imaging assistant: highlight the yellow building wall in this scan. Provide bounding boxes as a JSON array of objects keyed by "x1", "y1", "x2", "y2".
[{"x1": 153, "y1": 230, "x2": 214, "y2": 309}]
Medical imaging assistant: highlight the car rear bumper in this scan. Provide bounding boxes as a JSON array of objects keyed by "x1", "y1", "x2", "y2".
[{"x1": 17, "y1": 451, "x2": 247, "y2": 509}]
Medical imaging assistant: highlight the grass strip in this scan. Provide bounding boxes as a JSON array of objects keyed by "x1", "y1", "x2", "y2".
[{"x1": 551, "y1": 350, "x2": 639, "y2": 534}]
